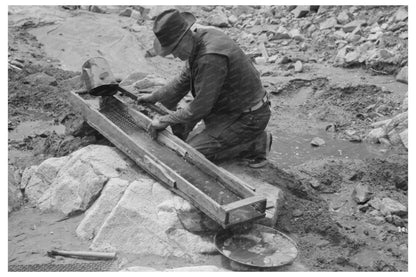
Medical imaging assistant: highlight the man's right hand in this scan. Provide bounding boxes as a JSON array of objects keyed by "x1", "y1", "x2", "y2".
[{"x1": 136, "y1": 93, "x2": 157, "y2": 104}]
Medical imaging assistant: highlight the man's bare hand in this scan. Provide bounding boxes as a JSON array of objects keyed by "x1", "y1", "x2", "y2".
[
  {"x1": 147, "y1": 117, "x2": 169, "y2": 140},
  {"x1": 136, "y1": 94, "x2": 157, "y2": 105}
]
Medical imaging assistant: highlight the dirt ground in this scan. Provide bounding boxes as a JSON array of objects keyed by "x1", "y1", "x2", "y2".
[{"x1": 8, "y1": 5, "x2": 408, "y2": 271}]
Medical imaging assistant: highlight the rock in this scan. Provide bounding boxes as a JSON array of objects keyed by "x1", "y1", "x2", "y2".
[
  {"x1": 228, "y1": 15, "x2": 238, "y2": 25},
  {"x1": 270, "y1": 26, "x2": 291, "y2": 40},
  {"x1": 36, "y1": 145, "x2": 134, "y2": 215},
  {"x1": 320, "y1": 17, "x2": 338, "y2": 30},
  {"x1": 76, "y1": 178, "x2": 130, "y2": 240},
  {"x1": 294, "y1": 61, "x2": 303, "y2": 72},
  {"x1": 396, "y1": 66, "x2": 408, "y2": 84},
  {"x1": 165, "y1": 266, "x2": 226, "y2": 271},
  {"x1": 23, "y1": 156, "x2": 70, "y2": 202},
  {"x1": 277, "y1": 56, "x2": 291, "y2": 64},
  {"x1": 207, "y1": 10, "x2": 229, "y2": 27},
  {"x1": 345, "y1": 50, "x2": 361, "y2": 64},
  {"x1": 401, "y1": 96, "x2": 408, "y2": 112},
  {"x1": 90, "y1": 179, "x2": 216, "y2": 259},
  {"x1": 255, "y1": 57, "x2": 267, "y2": 65},
  {"x1": 367, "y1": 32, "x2": 383, "y2": 41},
  {"x1": 291, "y1": 6, "x2": 310, "y2": 18},
  {"x1": 311, "y1": 137, "x2": 325, "y2": 147},
  {"x1": 89, "y1": 6, "x2": 105, "y2": 14},
  {"x1": 394, "y1": 8, "x2": 408, "y2": 22},
  {"x1": 337, "y1": 11, "x2": 350, "y2": 24},
  {"x1": 334, "y1": 30, "x2": 347, "y2": 39},
  {"x1": 366, "y1": 127, "x2": 386, "y2": 144},
  {"x1": 379, "y1": 198, "x2": 407, "y2": 217},
  {"x1": 119, "y1": 8, "x2": 133, "y2": 17},
  {"x1": 342, "y1": 20, "x2": 366, "y2": 33},
  {"x1": 385, "y1": 111, "x2": 408, "y2": 133},
  {"x1": 289, "y1": 29, "x2": 305, "y2": 41},
  {"x1": 352, "y1": 183, "x2": 372, "y2": 204},
  {"x1": 268, "y1": 54, "x2": 279, "y2": 63},
  {"x1": 399, "y1": 129, "x2": 408, "y2": 149},
  {"x1": 387, "y1": 129, "x2": 402, "y2": 145},
  {"x1": 345, "y1": 33, "x2": 361, "y2": 43},
  {"x1": 292, "y1": 209, "x2": 303, "y2": 217}
]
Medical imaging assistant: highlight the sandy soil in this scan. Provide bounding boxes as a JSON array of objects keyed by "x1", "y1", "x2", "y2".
[{"x1": 8, "y1": 5, "x2": 408, "y2": 271}]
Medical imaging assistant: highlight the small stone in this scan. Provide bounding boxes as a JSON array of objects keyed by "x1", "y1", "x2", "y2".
[
  {"x1": 366, "y1": 127, "x2": 386, "y2": 144},
  {"x1": 292, "y1": 209, "x2": 303, "y2": 217},
  {"x1": 119, "y1": 8, "x2": 132, "y2": 17},
  {"x1": 267, "y1": 54, "x2": 279, "y2": 63},
  {"x1": 352, "y1": 183, "x2": 372, "y2": 204},
  {"x1": 380, "y1": 197, "x2": 407, "y2": 217},
  {"x1": 294, "y1": 61, "x2": 303, "y2": 73},
  {"x1": 277, "y1": 56, "x2": 291, "y2": 64},
  {"x1": 207, "y1": 11, "x2": 229, "y2": 27},
  {"x1": 270, "y1": 26, "x2": 291, "y2": 40},
  {"x1": 291, "y1": 5, "x2": 310, "y2": 18},
  {"x1": 228, "y1": 15, "x2": 238, "y2": 25},
  {"x1": 342, "y1": 20, "x2": 366, "y2": 33},
  {"x1": 399, "y1": 129, "x2": 408, "y2": 149},
  {"x1": 337, "y1": 11, "x2": 350, "y2": 25},
  {"x1": 367, "y1": 32, "x2": 383, "y2": 41},
  {"x1": 394, "y1": 8, "x2": 408, "y2": 22},
  {"x1": 311, "y1": 137, "x2": 325, "y2": 147},
  {"x1": 396, "y1": 66, "x2": 408, "y2": 84},
  {"x1": 320, "y1": 17, "x2": 338, "y2": 30},
  {"x1": 255, "y1": 57, "x2": 267, "y2": 65},
  {"x1": 388, "y1": 129, "x2": 402, "y2": 145}
]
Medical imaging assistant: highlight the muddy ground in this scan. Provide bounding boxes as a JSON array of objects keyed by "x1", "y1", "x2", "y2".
[{"x1": 8, "y1": 5, "x2": 408, "y2": 271}]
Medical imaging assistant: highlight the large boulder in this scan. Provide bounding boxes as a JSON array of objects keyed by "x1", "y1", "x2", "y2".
[
  {"x1": 90, "y1": 179, "x2": 216, "y2": 260},
  {"x1": 76, "y1": 178, "x2": 130, "y2": 240},
  {"x1": 23, "y1": 145, "x2": 134, "y2": 215},
  {"x1": 22, "y1": 156, "x2": 70, "y2": 202}
]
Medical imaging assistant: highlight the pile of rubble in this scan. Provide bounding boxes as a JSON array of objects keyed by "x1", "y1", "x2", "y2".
[{"x1": 60, "y1": 5, "x2": 407, "y2": 80}]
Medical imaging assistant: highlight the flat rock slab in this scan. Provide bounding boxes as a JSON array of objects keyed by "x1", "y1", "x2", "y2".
[
  {"x1": 90, "y1": 179, "x2": 216, "y2": 260},
  {"x1": 76, "y1": 178, "x2": 130, "y2": 240}
]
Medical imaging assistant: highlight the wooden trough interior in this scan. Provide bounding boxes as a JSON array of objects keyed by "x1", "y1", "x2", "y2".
[{"x1": 67, "y1": 90, "x2": 267, "y2": 228}]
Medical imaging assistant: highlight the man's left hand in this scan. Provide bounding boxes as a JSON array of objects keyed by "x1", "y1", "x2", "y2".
[{"x1": 147, "y1": 117, "x2": 169, "y2": 140}]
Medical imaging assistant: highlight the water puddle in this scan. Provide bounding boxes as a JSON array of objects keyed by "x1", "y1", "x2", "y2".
[
  {"x1": 269, "y1": 130, "x2": 386, "y2": 169},
  {"x1": 8, "y1": 120, "x2": 66, "y2": 141}
]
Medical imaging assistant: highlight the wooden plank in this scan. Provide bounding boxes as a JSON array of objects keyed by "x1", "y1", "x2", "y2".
[
  {"x1": 116, "y1": 96, "x2": 256, "y2": 197},
  {"x1": 113, "y1": 90, "x2": 258, "y2": 197},
  {"x1": 221, "y1": 195, "x2": 266, "y2": 213},
  {"x1": 67, "y1": 91, "x2": 225, "y2": 224}
]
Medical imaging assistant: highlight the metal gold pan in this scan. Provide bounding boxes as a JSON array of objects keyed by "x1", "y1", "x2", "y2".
[{"x1": 214, "y1": 224, "x2": 298, "y2": 268}]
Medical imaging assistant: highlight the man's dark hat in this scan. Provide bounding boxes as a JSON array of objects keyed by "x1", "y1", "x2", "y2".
[{"x1": 153, "y1": 9, "x2": 196, "y2": 57}]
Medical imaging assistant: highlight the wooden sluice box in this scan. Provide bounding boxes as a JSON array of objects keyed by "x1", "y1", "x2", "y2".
[{"x1": 67, "y1": 90, "x2": 267, "y2": 228}]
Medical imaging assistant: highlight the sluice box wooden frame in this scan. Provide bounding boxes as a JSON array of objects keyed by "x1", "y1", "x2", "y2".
[{"x1": 67, "y1": 90, "x2": 267, "y2": 228}]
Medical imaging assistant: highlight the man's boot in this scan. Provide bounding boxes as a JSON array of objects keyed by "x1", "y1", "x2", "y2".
[{"x1": 248, "y1": 131, "x2": 273, "y2": 168}]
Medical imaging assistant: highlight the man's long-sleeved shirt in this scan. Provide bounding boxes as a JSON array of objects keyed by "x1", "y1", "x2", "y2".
[{"x1": 153, "y1": 28, "x2": 265, "y2": 137}]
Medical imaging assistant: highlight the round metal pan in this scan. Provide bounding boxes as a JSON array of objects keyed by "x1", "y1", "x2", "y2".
[{"x1": 214, "y1": 224, "x2": 298, "y2": 268}]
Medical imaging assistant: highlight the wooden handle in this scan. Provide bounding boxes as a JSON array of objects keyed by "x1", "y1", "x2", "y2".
[{"x1": 48, "y1": 250, "x2": 116, "y2": 260}]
